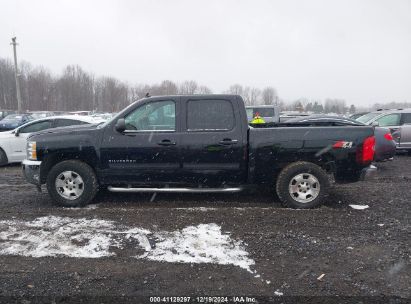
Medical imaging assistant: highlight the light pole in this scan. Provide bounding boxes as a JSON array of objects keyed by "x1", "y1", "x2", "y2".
[{"x1": 11, "y1": 37, "x2": 22, "y2": 113}]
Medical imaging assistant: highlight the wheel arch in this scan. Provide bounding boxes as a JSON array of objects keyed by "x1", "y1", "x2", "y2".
[{"x1": 40, "y1": 151, "x2": 99, "y2": 184}]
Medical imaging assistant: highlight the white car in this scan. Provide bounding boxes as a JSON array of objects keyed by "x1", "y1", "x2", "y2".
[{"x1": 0, "y1": 115, "x2": 98, "y2": 165}]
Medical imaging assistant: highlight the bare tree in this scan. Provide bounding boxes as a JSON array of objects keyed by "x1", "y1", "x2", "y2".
[
  {"x1": 324, "y1": 98, "x2": 346, "y2": 114},
  {"x1": 158, "y1": 80, "x2": 178, "y2": 95},
  {"x1": 0, "y1": 58, "x2": 17, "y2": 110},
  {"x1": 227, "y1": 84, "x2": 243, "y2": 95},
  {"x1": 262, "y1": 86, "x2": 277, "y2": 105},
  {"x1": 249, "y1": 88, "x2": 261, "y2": 105},
  {"x1": 197, "y1": 85, "x2": 212, "y2": 94},
  {"x1": 179, "y1": 80, "x2": 198, "y2": 94}
]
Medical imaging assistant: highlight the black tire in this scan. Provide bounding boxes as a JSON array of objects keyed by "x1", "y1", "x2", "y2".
[
  {"x1": 276, "y1": 161, "x2": 330, "y2": 209},
  {"x1": 46, "y1": 160, "x2": 98, "y2": 207},
  {"x1": 0, "y1": 149, "x2": 8, "y2": 166}
]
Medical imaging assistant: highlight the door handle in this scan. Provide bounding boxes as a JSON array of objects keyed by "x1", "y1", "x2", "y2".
[
  {"x1": 157, "y1": 140, "x2": 176, "y2": 146},
  {"x1": 219, "y1": 139, "x2": 238, "y2": 145}
]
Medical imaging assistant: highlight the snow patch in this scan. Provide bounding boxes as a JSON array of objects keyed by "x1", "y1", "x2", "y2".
[
  {"x1": 175, "y1": 207, "x2": 217, "y2": 211},
  {"x1": 0, "y1": 216, "x2": 254, "y2": 272},
  {"x1": 141, "y1": 223, "x2": 254, "y2": 272},
  {"x1": 349, "y1": 204, "x2": 369, "y2": 210}
]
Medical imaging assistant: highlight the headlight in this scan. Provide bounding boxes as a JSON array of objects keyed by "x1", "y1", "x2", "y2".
[{"x1": 27, "y1": 141, "x2": 37, "y2": 160}]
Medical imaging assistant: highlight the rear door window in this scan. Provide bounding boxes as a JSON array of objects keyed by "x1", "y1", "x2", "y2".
[
  {"x1": 375, "y1": 114, "x2": 401, "y2": 127},
  {"x1": 400, "y1": 113, "x2": 411, "y2": 125},
  {"x1": 187, "y1": 99, "x2": 235, "y2": 131}
]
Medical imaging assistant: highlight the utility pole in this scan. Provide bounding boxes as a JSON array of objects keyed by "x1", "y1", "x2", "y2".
[{"x1": 11, "y1": 37, "x2": 22, "y2": 113}]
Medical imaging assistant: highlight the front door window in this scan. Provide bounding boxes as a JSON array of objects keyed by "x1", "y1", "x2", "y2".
[{"x1": 124, "y1": 100, "x2": 175, "y2": 131}]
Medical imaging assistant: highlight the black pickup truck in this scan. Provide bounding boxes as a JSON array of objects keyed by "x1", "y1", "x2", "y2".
[{"x1": 23, "y1": 94, "x2": 376, "y2": 208}]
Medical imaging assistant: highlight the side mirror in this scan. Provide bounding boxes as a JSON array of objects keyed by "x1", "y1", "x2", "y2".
[
  {"x1": 14, "y1": 129, "x2": 20, "y2": 137},
  {"x1": 371, "y1": 121, "x2": 379, "y2": 127},
  {"x1": 115, "y1": 118, "x2": 126, "y2": 132}
]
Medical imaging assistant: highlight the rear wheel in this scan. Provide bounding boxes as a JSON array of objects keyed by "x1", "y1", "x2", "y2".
[
  {"x1": 46, "y1": 160, "x2": 98, "y2": 207},
  {"x1": 0, "y1": 149, "x2": 8, "y2": 166},
  {"x1": 276, "y1": 161, "x2": 330, "y2": 209}
]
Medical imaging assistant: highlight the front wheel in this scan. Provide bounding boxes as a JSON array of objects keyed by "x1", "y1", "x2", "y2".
[
  {"x1": 276, "y1": 161, "x2": 330, "y2": 209},
  {"x1": 46, "y1": 160, "x2": 98, "y2": 207}
]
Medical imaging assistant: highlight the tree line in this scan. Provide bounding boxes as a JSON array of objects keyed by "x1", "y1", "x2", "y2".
[
  {"x1": 1, "y1": 56, "x2": 408, "y2": 113},
  {"x1": 0, "y1": 57, "x2": 279, "y2": 112}
]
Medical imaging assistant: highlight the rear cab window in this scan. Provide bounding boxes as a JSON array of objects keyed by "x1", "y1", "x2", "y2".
[{"x1": 186, "y1": 99, "x2": 235, "y2": 131}]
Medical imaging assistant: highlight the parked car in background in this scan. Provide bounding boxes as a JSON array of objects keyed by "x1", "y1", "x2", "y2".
[
  {"x1": 284, "y1": 115, "x2": 396, "y2": 162},
  {"x1": 246, "y1": 105, "x2": 280, "y2": 123},
  {"x1": 68, "y1": 111, "x2": 92, "y2": 116},
  {"x1": 0, "y1": 114, "x2": 33, "y2": 131},
  {"x1": 90, "y1": 112, "x2": 114, "y2": 121},
  {"x1": 392, "y1": 125, "x2": 411, "y2": 155},
  {"x1": 279, "y1": 111, "x2": 311, "y2": 122},
  {"x1": 349, "y1": 112, "x2": 369, "y2": 120},
  {"x1": 356, "y1": 109, "x2": 411, "y2": 133},
  {"x1": 0, "y1": 115, "x2": 98, "y2": 166},
  {"x1": 27, "y1": 111, "x2": 55, "y2": 120},
  {"x1": 0, "y1": 110, "x2": 17, "y2": 121}
]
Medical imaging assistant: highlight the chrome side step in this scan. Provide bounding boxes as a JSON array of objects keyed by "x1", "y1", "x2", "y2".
[{"x1": 107, "y1": 186, "x2": 243, "y2": 193}]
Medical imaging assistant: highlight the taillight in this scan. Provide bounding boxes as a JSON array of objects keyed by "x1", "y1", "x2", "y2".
[
  {"x1": 356, "y1": 136, "x2": 375, "y2": 165},
  {"x1": 384, "y1": 133, "x2": 393, "y2": 141}
]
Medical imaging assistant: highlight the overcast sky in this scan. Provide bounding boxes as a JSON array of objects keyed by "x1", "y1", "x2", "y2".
[{"x1": 0, "y1": 0, "x2": 410, "y2": 105}]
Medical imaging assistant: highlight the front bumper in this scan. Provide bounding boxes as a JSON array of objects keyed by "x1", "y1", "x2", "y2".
[
  {"x1": 22, "y1": 159, "x2": 42, "y2": 186},
  {"x1": 360, "y1": 164, "x2": 378, "y2": 181}
]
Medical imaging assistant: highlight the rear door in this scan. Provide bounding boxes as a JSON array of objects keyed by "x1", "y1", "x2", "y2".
[
  {"x1": 180, "y1": 96, "x2": 247, "y2": 186},
  {"x1": 398, "y1": 114, "x2": 411, "y2": 148}
]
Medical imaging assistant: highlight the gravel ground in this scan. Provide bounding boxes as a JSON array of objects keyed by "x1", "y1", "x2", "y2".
[{"x1": 0, "y1": 156, "x2": 410, "y2": 303}]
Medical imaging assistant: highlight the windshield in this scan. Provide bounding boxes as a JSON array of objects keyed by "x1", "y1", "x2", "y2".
[{"x1": 356, "y1": 112, "x2": 381, "y2": 123}]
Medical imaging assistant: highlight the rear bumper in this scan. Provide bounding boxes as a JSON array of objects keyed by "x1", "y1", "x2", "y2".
[
  {"x1": 22, "y1": 159, "x2": 42, "y2": 186},
  {"x1": 360, "y1": 164, "x2": 378, "y2": 181}
]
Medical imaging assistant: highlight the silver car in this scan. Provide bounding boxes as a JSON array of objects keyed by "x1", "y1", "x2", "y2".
[
  {"x1": 356, "y1": 108, "x2": 411, "y2": 132},
  {"x1": 392, "y1": 125, "x2": 411, "y2": 154}
]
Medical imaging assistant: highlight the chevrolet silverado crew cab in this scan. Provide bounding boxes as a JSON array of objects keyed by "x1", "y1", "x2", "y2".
[{"x1": 23, "y1": 95, "x2": 376, "y2": 209}]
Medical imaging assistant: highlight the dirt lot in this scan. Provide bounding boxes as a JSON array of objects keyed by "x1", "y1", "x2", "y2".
[{"x1": 0, "y1": 156, "x2": 410, "y2": 303}]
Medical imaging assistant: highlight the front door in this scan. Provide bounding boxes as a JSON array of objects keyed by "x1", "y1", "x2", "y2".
[
  {"x1": 100, "y1": 98, "x2": 182, "y2": 185},
  {"x1": 180, "y1": 96, "x2": 247, "y2": 186}
]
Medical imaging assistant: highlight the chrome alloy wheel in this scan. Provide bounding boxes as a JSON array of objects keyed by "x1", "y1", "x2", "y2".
[
  {"x1": 55, "y1": 171, "x2": 84, "y2": 200},
  {"x1": 288, "y1": 173, "x2": 320, "y2": 203}
]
